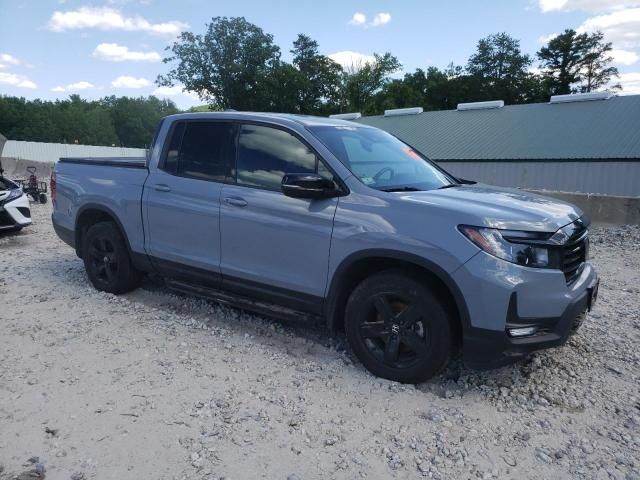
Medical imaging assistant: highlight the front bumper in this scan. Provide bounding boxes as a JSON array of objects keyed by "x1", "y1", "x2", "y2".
[
  {"x1": 0, "y1": 193, "x2": 32, "y2": 230},
  {"x1": 452, "y1": 251, "x2": 599, "y2": 369}
]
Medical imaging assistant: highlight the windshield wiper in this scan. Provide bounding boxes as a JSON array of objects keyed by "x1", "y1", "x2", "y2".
[
  {"x1": 381, "y1": 186, "x2": 423, "y2": 192},
  {"x1": 437, "y1": 183, "x2": 463, "y2": 190}
]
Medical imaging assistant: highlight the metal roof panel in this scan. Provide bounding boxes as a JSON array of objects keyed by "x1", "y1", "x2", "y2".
[{"x1": 356, "y1": 95, "x2": 640, "y2": 160}]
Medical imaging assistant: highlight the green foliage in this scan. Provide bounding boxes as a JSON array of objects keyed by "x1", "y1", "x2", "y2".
[
  {"x1": 340, "y1": 53, "x2": 402, "y2": 114},
  {"x1": 372, "y1": 65, "x2": 477, "y2": 112},
  {"x1": 100, "y1": 96, "x2": 179, "y2": 147},
  {"x1": 158, "y1": 16, "x2": 281, "y2": 110},
  {"x1": 0, "y1": 95, "x2": 179, "y2": 147},
  {"x1": 265, "y1": 62, "x2": 302, "y2": 113},
  {"x1": 579, "y1": 32, "x2": 620, "y2": 93},
  {"x1": 186, "y1": 104, "x2": 218, "y2": 112},
  {"x1": 290, "y1": 34, "x2": 343, "y2": 114},
  {"x1": 537, "y1": 29, "x2": 619, "y2": 95},
  {"x1": 466, "y1": 33, "x2": 534, "y2": 104},
  {"x1": 157, "y1": 17, "x2": 620, "y2": 116}
]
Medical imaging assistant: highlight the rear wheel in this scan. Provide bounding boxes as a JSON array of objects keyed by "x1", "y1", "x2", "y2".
[
  {"x1": 345, "y1": 270, "x2": 453, "y2": 383},
  {"x1": 39, "y1": 193, "x2": 47, "y2": 204},
  {"x1": 82, "y1": 221, "x2": 141, "y2": 294}
]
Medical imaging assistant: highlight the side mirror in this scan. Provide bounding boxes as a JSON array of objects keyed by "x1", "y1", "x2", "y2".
[{"x1": 281, "y1": 173, "x2": 341, "y2": 199}]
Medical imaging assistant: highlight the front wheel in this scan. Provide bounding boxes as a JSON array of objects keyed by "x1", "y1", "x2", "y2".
[
  {"x1": 82, "y1": 221, "x2": 141, "y2": 294},
  {"x1": 345, "y1": 270, "x2": 453, "y2": 383}
]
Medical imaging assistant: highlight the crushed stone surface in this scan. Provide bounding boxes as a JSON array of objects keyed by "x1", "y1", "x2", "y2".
[{"x1": 1, "y1": 204, "x2": 638, "y2": 479}]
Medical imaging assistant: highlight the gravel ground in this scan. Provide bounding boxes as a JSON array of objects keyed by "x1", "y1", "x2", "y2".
[{"x1": 1, "y1": 203, "x2": 638, "y2": 480}]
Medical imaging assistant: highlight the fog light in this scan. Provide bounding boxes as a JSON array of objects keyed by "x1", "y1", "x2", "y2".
[{"x1": 508, "y1": 327, "x2": 538, "y2": 338}]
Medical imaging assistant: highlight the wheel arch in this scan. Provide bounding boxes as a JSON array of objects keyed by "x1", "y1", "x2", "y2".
[
  {"x1": 324, "y1": 249, "x2": 471, "y2": 342},
  {"x1": 74, "y1": 203, "x2": 152, "y2": 272}
]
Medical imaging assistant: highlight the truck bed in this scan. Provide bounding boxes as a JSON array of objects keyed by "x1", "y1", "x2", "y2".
[{"x1": 53, "y1": 156, "x2": 150, "y2": 258}]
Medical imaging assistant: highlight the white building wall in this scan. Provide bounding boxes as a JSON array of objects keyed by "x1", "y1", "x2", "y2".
[{"x1": 2, "y1": 140, "x2": 145, "y2": 164}]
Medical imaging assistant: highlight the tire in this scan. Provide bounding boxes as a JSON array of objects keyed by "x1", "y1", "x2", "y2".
[
  {"x1": 39, "y1": 193, "x2": 47, "y2": 204},
  {"x1": 345, "y1": 270, "x2": 453, "y2": 384},
  {"x1": 82, "y1": 221, "x2": 141, "y2": 294}
]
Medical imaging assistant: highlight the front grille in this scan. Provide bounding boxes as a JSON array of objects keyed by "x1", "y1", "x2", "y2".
[
  {"x1": 17, "y1": 207, "x2": 31, "y2": 218},
  {"x1": 561, "y1": 223, "x2": 588, "y2": 284}
]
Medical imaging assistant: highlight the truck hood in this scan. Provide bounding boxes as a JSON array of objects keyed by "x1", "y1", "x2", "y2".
[{"x1": 400, "y1": 183, "x2": 583, "y2": 232}]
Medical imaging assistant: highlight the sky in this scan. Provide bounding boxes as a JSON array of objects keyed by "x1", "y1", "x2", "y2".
[{"x1": 0, "y1": 0, "x2": 639, "y2": 109}]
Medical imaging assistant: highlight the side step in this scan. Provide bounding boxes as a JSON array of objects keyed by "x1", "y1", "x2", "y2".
[{"x1": 165, "y1": 279, "x2": 321, "y2": 324}]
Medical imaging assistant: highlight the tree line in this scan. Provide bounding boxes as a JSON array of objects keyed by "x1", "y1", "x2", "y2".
[
  {"x1": 159, "y1": 17, "x2": 620, "y2": 115},
  {"x1": 0, "y1": 18, "x2": 619, "y2": 148},
  {"x1": 0, "y1": 95, "x2": 179, "y2": 148}
]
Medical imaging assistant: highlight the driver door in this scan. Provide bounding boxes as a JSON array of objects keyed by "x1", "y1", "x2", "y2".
[{"x1": 219, "y1": 123, "x2": 338, "y2": 312}]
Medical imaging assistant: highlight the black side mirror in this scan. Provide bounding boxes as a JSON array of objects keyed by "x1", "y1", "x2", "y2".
[{"x1": 281, "y1": 173, "x2": 341, "y2": 199}]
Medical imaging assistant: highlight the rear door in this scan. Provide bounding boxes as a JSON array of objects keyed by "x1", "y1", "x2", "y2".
[
  {"x1": 143, "y1": 120, "x2": 235, "y2": 285},
  {"x1": 219, "y1": 123, "x2": 339, "y2": 313}
]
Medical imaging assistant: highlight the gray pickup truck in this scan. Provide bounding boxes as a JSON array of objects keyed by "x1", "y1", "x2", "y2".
[{"x1": 52, "y1": 112, "x2": 599, "y2": 383}]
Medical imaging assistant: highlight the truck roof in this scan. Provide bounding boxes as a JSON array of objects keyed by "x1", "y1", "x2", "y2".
[{"x1": 162, "y1": 112, "x2": 370, "y2": 128}]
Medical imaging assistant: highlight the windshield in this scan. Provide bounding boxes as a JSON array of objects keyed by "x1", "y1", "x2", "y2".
[{"x1": 308, "y1": 126, "x2": 456, "y2": 191}]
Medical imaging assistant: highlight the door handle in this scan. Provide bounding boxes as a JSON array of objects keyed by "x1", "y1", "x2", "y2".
[
  {"x1": 154, "y1": 184, "x2": 171, "y2": 192},
  {"x1": 224, "y1": 196, "x2": 248, "y2": 207}
]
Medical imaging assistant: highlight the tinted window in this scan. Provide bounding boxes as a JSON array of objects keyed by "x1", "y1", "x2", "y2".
[
  {"x1": 163, "y1": 122, "x2": 185, "y2": 174},
  {"x1": 236, "y1": 124, "x2": 329, "y2": 191},
  {"x1": 161, "y1": 121, "x2": 234, "y2": 182}
]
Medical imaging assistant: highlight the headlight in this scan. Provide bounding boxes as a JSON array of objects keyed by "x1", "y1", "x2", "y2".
[
  {"x1": 458, "y1": 225, "x2": 552, "y2": 268},
  {"x1": 0, "y1": 188, "x2": 23, "y2": 206}
]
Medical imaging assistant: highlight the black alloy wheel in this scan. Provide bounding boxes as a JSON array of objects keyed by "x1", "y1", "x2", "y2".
[
  {"x1": 359, "y1": 293, "x2": 430, "y2": 369},
  {"x1": 82, "y1": 221, "x2": 142, "y2": 294},
  {"x1": 345, "y1": 270, "x2": 453, "y2": 383},
  {"x1": 87, "y1": 236, "x2": 119, "y2": 285}
]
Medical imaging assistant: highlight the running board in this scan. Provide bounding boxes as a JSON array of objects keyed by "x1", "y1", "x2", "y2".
[{"x1": 165, "y1": 279, "x2": 321, "y2": 324}]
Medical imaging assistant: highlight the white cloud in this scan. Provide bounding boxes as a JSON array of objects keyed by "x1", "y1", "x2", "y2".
[
  {"x1": 616, "y1": 71, "x2": 640, "y2": 94},
  {"x1": 371, "y1": 12, "x2": 392, "y2": 27},
  {"x1": 349, "y1": 12, "x2": 366, "y2": 26},
  {"x1": 111, "y1": 75, "x2": 151, "y2": 88},
  {"x1": 0, "y1": 72, "x2": 37, "y2": 89},
  {"x1": 0, "y1": 53, "x2": 20, "y2": 69},
  {"x1": 93, "y1": 43, "x2": 161, "y2": 62},
  {"x1": 541, "y1": 1, "x2": 640, "y2": 67},
  {"x1": 539, "y1": 0, "x2": 568, "y2": 12},
  {"x1": 349, "y1": 11, "x2": 392, "y2": 28},
  {"x1": 152, "y1": 85, "x2": 199, "y2": 100},
  {"x1": 538, "y1": 32, "x2": 559, "y2": 44},
  {"x1": 328, "y1": 51, "x2": 376, "y2": 69},
  {"x1": 48, "y1": 7, "x2": 188, "y2": 37},
  {"x1": 577, "y1": 7, "x2": 640, "y2": 49},
  {"x1": 0, "y1": 53, "x2": 20, "y2": 65},
  {"x1": 611, "y1": 48, "x2": 639, "y2": 65},
  {"x1": 51, "y1": 81, "x2": 95, "y2": 92},
  {"x1": 539, "y1": 0, "x2": 638, "y2": 13}
]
